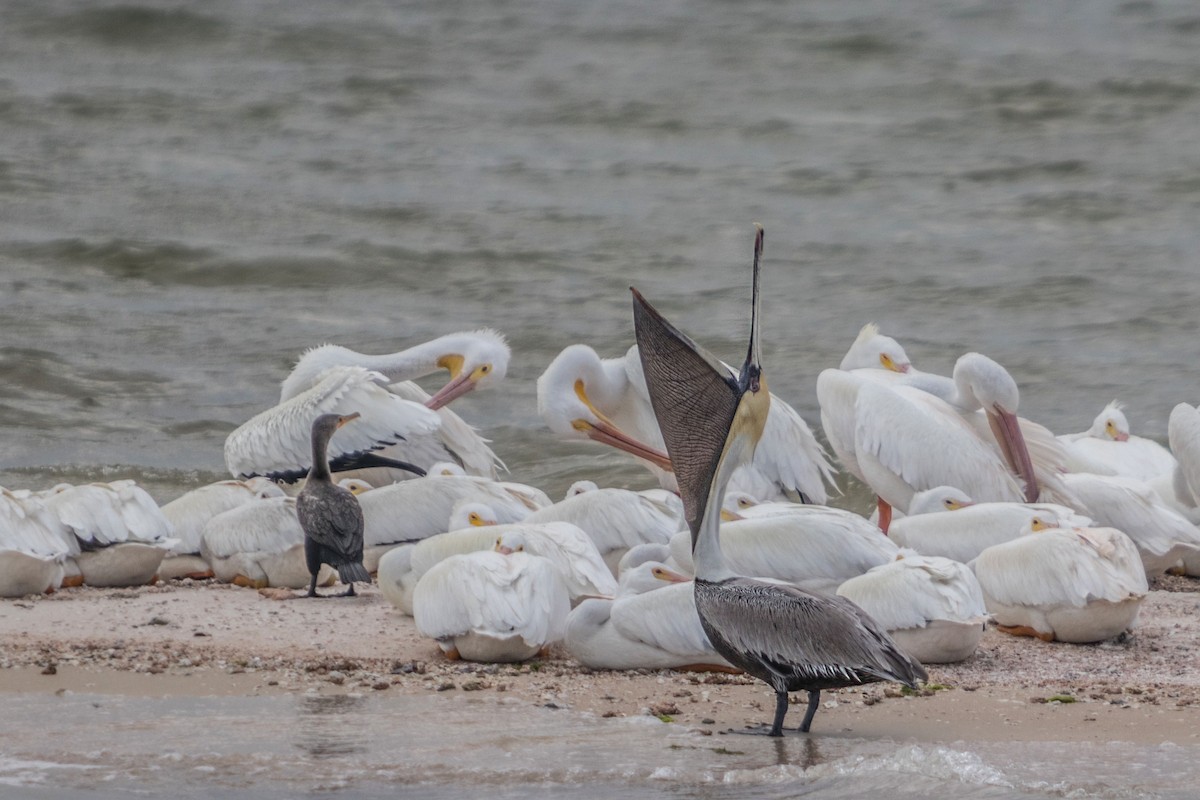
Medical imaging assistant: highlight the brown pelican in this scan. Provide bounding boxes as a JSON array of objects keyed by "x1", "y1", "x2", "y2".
[
  {"x1": 632, "y1": 226, "x2": 926, "y2": 736},
  {"x1": 297, "y1": 413, "x2": 370, "y2": 597}
]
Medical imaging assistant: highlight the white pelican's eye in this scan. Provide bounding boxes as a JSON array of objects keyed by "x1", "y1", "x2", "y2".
[
  {"x1": 879, "y1": 353, "x2": 893, "y2": 369},
  {"x1": 516, "y1": 545, "x2": 524, "y2": 552},
  {"x1": 944, "y1": 499, "x2": 955, "y2": 508},
  {"x1": 738, "y1": 497, "x2": 753, "y2": 509},
  {"x1": 469, "y1": 512, "x2": 482, "y2": 525},
  {"x1": 1030, "y1": 517, "x2": 1049, "y2": 532},
  {"x1": 1105, "y1": 420, "x2": 1118, "y2": 438}
]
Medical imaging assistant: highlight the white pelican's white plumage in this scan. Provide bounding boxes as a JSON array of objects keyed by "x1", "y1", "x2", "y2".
[
  {"x1": 355, "y1": 476, "x2": 533, "y2": 571},
  {"x1": 377, "y1": 511, "x2": 499, "y2": 614},
  {"x1": 1059, "y1": 472, "x2": 1200, "y2": 577},
  {"x1": 199, "y1": 496, "x2": 334, "y2": 589},
  {"x1": 0, "y1": 489, "x2": 68, "y2": 596},
  {"x1": 565, "y1": 562, "x2": 733, "y2": 671},
  {"x1": 158, "y1": 478, "x2": 286, "y2": 580},
  {"x1": 889, "y1": 486, "x2": 1092, "y2": 564},
  {"x1": 1058, "y1": 401, "x2": 1177, "y2": 480},
  {"x1": 1164, "y1": 403, "x2": 1200, "y2": 519},
  {"x1": 971, "y1": 521, "x2": 1147, "y2": 643},
  {"x1": 538, "y1": 343, "x2": 836, "y2": 503},
  {"x1": 427, "y1": 462, "x2": 551, "y2": 511},
  {"x1": 493, "y1": 525, "x2": 617, "y2": 601},
  {"x1": 836, "y1": 554, "x2": 987, "y2": 664},
  {"x1": 520, "y1": 487, "x2": 684, "y2": 574},
  {"x1": 38, "y1": 481, "x2": 178, "y2": 588},
  {"x1": 225, "y1": 366, "x2": 442, "y2": 483},
  {"x1": 413, "y1": 550, "x2": 570, "y2": 662},
  {"x1": 668, "y1": 508, "x2": 899, "y2": 595}
]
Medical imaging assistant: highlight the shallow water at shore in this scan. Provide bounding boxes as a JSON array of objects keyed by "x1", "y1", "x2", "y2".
[{"x1": 0, "y1": 689, "x2": 1196, "y2": 798}]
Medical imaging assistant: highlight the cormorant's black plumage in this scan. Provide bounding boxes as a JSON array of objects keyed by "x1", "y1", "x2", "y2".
[{"x1": 297, "y1": 413, "x2": 369, "y2": 597}]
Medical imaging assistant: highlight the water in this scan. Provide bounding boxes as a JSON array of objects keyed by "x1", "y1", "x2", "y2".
[
  {"x1": 2, "y1": 1, "x2": 1199, "y2": 792},
  {"x1": 0, "y1": 689, "x2": 1195, "y2": 799}
]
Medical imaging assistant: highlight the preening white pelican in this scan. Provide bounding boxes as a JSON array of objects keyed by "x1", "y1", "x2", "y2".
[
  {"x1": 1059, "y1": 472, "x2": 1200, "y2": 577},
  {"x1": 199, "y1": 496, "x2": 334, "y2": 589},
  {"x1": 889, "y1": 486, "x2": 1092, "y2": 564},
  {"x1": 538, "y1": 343, "x2": 836, "y2": 503},
  {"x1": 1058, "y1": 401, "x2": 1176, "y2": 480},
  {"x1": 0, "y1": 489, "x2": 68, "y2": 596},
  {"x1": 971, "y1": 521, "x2": 1147, "y2": 643},
  {"x1": 224, "y1": 366, "x2": 441, "y2": 483},
  {"x1": 564, "y1": 562, "x2": 733, "y2": 671},
  {"x1": 836, "y1": 554, "x2": 987, "y2": 664},
  {"x1": 413, "y1": 550, "x2": 570, "y2": 662},
  {"x1": 668, "y1": 501, "x2": 899, "y2": 595},
  {"x1": 520, "y1": 487, "x2": 684, "y2": 574}
]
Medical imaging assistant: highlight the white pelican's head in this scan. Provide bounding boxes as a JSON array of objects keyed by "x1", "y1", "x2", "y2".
[
  {"x1": 719, "y1": 491, "x2": 759, "y2": 521},
  {"x1": 494, "y1": 530, "x2": 526, "y2": 555},
  {"x1": 1023, "y1": 515, "x2": 1060, "y2": 535},
  {"x1": 564, "y1": 479, "x2": 600, "y2": 500},
  {"x1": 615, "y1": 542, "x2": 672, "y2": 575},
  {"x1": 617, "y1": 560, "x2": 690, "y2": 596},
  {"x1": 429, "y1": 461, "x2": 468, "y2": 477},
  {"x1": 424, "y1": 329, "x2": 510, "y2": 410},
  {"x1": 1087, "y1": 401, "x2": 1130, "y2": 442},
  {"x1": 536, "y1": 344, "x2": 673, "y2": 471},
  {"x1": 448, "y1": 500, "x2": 499, "y2": 531},
  {"x1": 839, "y1": 322, "x2": 912, "y2": 373},
  {"x1": 953, "y1": 352, "x2": 1038, "y2": 503},
  {"x1": 337, "y1": 478, "x2": 374, "y2": 496},
  {"x1": 908, "y1": 486, "x2": 976, "y2": 515}
]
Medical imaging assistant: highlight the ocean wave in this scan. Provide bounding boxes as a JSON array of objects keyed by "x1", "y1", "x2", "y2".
[{"x1": 23, "y1": 5, "x2": 228, "y2": 48}]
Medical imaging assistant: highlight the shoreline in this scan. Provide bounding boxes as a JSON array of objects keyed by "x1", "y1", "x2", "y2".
[{"x1": 2, "y1": 579, "x2": 1198, "y2": 746}]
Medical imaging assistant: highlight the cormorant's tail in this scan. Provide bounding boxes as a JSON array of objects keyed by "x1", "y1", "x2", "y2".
[{"x1": 337, "y1": 561, "x2": 371, "y2": 585}]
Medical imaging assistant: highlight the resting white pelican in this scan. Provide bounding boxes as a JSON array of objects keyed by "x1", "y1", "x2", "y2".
[
  {"x1": 538, "y1": 343, "x2": 836, "y2": 504},
  {"x1": 633, "y1": 225, "x2": 924, "y2": 736},
  {"x1": 224, "y1": 366, "x2": 441, "y2": 483},
  {"x1": 1163, "y1": 403, "x2": 1200, "y2": 521},
  {"x1": 889, "y1": 486, "x2": 1092, "y2": 564},
  {"x1": 1058, "y1": 401, "x2": 1177, "y2": 480},
  {"x1": 38, "y1": 481, "x2": 178, "y2": 588},
  {"x1": 836, "y1": 554, "x2": 988, "y2": 664},
  {"x1": 1059, "y1": 472, "x2": 1200, "y2": 577},
  {"x1": 0, "y1": 489, "x2": 68, "y2": 596},
  {"x1": 199, "y1": 496, "x2": 335, "y2": 589},
  {"x1": 355, "y1": 475, "x2": 533, "y2": 570},
  {"x1": 971, "y1": 521, "x2": 1147, "y2": 643},
  {"x1": 564, "y1": 562, "x2": 734, "y2": 671},
  {"x1": 520, "y1": 487, "x2": 684, "y2": 574},
  {"x1": 668, "y1": 508, "x2": 899, "y2": 595},
  {"x1": 158, "y1": 478, "x2": 286, "y2": 580},
  {"x1": 427, "y1": 461, "x2": 551, "y2": 510},
  {"x1": 413, "y1": 549, "x2": 570, "y2": 662}
]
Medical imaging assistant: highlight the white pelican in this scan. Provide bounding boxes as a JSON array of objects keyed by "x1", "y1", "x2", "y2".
[
  {"x1": 971, "y1": 521, "x2": 1147, "y2": 643},
  {"x1": 538, "y1": 342, "x2": 836, "y2": 504},
  {"x1": 836, "y1": 554, "x2": 988, "y2": 664},
  {"x1": 1163, "y1": 403, "x2": 1200, "y2": 520},
  {"x1": 200, "y1": 496, "x2": 335, "y2": 589},
  {"x1": 224, "y1": 366, "x2": 441, "y2": 483},
  {"x1": 565, "y1": 562, "x2": 734, "y2": 671},
  {"x1": 668, "y1": 507, "x2": 899, "y2": 595},
  {"x1": 38, "y1": 481, "x2": 178, "y2": 588},
  {"x1": 413, "y1": 549, "x2": 570, "y2": 662},
  {"x1": 633, "y1": 226, "x2": 924, "y2": 735},
  {"x1": 889, "y1": 486, "x2": 1092, "y2": 564},
  {"x1": 158, "y1": 478, "x2": 285, "y2": 580},
  {"x1": 279, "y1": 331, "x2": 510, "y2": 480},
  {"x1": 520, "y1": 487, "x2": 684, "y2": 574},
  {"x1": 355, "y1": 475, "x2": 533, "y2": 570},
  {"x1": 377, "y1": 512, "x2": 499, "y2": 614},
  {"x1": 1058, "y1": 401, "x2": 1177, "y2": 480},
  {"x1": 427, "y1": 461, "x2": 551, "y2": 510},
  {"x1": 0, "y1": 489, "x2": 68, "y2": 596},
  {"x1": 1059, "y1": 472, "x2": 1200, "y2": 577}
]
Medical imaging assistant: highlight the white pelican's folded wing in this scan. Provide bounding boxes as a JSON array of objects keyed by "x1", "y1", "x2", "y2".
[
  {"x1": 837, "y1": 555, "x2": 987, "y2": 632},
  {"x1": 524, "y1": 489, "x2": 681, "y2": 553},
  {"x1": 609, "y1": 582, "x2": 716, "y2": 657},
  {"x1": 200, "y1": 497, "x2": 303, "y2": 559},
  {"x1": 1169, "y1": 403, "x2": 1200, "y2": 508}
]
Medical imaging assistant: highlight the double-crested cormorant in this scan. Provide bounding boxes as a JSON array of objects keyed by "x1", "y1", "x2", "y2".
[
  {"x1": 297, "y1": 413, "x2": 370, "y2": 597},
  {"x1": 632, "y1": 226, "x2": 926, "y2": 736}
]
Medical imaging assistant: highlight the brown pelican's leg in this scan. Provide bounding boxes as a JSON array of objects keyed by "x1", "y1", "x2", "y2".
[
  {"x1": 877, "y1": 498, "x2": 893, "y2": 534},
  {"x1": 798, "y1": 690, "x2": 821, "y2": 733},
  {"x1": 768, "y1": 690, "x2": 790, "y2": 737}
]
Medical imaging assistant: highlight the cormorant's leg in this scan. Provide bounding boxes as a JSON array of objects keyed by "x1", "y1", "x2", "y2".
[
  {"x1": 306, "y1": 572, "x2": 321, "y2": 598},
  {"x1": 768, "y1": 690, "x2": 789, "y2": 737},
  {"x1": 337, "y1": 583, "x2": 356, "y2": 598},
  {"x1": 798, "y1": 690, "x2": 821, "y2": 733}
]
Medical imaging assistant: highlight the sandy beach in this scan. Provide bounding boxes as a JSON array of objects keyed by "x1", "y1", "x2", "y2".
[{"x1": 2, "y1": 576, "x2": 1198, "y2": 747}]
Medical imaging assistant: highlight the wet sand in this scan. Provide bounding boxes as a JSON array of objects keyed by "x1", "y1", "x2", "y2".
[{"x1": 1, "y1": 578, "x2": 1198, "y2": 745}]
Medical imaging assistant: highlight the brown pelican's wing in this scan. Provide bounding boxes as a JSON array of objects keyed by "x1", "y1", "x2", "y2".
[
  {"x1": 698, "y1": 578, "x2": 927, "y2": 688},
  {"x1": 632, "y1": 289, "x2": 740, "y2": 537}
]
